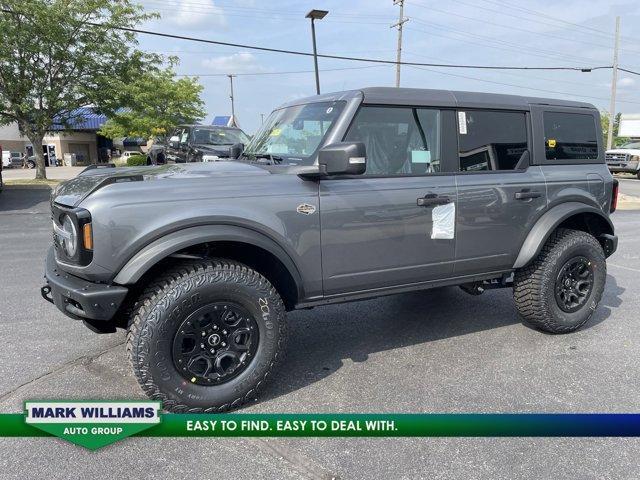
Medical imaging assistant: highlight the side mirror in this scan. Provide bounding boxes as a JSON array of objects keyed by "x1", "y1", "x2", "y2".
[
  {"x1": 230, "y1": 143, "x2": 244, "y2": 159},
  {"x1": 318, "y1": 142, "x2": 366, "y2": 176}
]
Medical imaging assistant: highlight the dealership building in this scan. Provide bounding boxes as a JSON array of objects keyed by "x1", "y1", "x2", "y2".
[{"x1": 0, "y1": 108, "x2": 114, "y2": 165}]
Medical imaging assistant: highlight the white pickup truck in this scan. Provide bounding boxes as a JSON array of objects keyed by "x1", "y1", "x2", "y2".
[{"x1": 606, "y1": 141, "x2": 640, "y2": 179}]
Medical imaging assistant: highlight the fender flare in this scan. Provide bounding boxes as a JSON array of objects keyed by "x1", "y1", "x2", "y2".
[
  {"x1": 512, "y1": 202, "x2": 614, "y2": 269},
  {"x1": 112, "y1": 224, "x2": 304, "y2": 298}
]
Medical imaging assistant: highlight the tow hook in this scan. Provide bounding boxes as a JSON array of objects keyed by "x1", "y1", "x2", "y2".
[
  {"x1": 460, "y1": 282, "x2": 485, "y2": 296},
  {"x1": 40, "y1": 285, "x2": 54, "y2": 304}
]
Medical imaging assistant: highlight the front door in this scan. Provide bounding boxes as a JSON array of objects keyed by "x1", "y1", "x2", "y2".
[
  {"x1": 453, "y1": 109, "x2": 547, "y2": 275},
  {"x1": 320, "y1": 105, "x2": 457, "y2": 296}
]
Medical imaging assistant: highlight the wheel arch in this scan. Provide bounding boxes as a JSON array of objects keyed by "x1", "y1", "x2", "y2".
[
  {"x1": 113, "y1": 225, "x2": 304, "y2": 310},
  {"x1": 513, "y1": 202, "x2": 614, "y2": 269}
]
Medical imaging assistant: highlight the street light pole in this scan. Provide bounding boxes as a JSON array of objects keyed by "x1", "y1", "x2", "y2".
[
  {"x1": 607, "y1": 16, "x2": 620, "y2": 150},
  {"x1": 306, "y1": 9, "x2": 328, "y2": 95}
]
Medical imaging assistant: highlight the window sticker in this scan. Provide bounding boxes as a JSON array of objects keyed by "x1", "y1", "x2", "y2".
[
  {"x1": 431, "y1": 202, "x2": 455, "y2": 240},
  {"x1": 547, "y1": 139, "x2": 557, "y2": 147},
  {"x1": 270, "y1": 128, "x2": 282, "y2": 137},
  {"x1": 411, "y1": 150, "x2": 431, "y2": 163},
  {"x1": 458, "y1": 112, "x2": 467, "y2": 135}
]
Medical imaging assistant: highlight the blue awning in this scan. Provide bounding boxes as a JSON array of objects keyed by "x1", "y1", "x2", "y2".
[{"x1": 51, "y1": 107, "x2": 108, "y2": 131}]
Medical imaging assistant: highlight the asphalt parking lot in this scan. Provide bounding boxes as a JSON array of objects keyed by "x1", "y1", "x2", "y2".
[{"x1": 1, "y1": 186, "x2": 640, "y2": 479}]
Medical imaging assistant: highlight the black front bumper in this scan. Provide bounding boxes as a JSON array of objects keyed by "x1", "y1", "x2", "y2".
[{"x1": 42, "y1": 247, "x2": 128, "y2": 331}]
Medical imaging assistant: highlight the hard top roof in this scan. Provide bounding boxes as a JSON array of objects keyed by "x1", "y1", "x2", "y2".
[{"x1": 280, "y1": 87, "x2": 595, "y2": 110}]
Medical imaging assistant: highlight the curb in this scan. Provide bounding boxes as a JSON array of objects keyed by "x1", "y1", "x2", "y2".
[{"x1": 3, "y1": 184, "x2": 55, "y2": 190}]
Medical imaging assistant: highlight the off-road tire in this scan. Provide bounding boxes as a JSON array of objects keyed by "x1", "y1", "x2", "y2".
[
  {"x1": 513, "y1": 228, "x2": 606, "y2": 334},
  {"x1": 127, "y1": 259, "x2": 287, "y2": 412}
]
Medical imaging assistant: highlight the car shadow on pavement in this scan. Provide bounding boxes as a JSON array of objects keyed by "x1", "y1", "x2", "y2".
[
  {"x1": 259, "y1": 276, "x2": 625, "y2": 404},
  {"x1": 0, "y1": 187, "x2": 51, "y2": 213}
]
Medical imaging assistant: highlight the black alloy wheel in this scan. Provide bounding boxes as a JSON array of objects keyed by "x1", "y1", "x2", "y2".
[
  {"x1": 554, "y1": 256, "x2": 594, "y2": 313},
  {"x1": 172, "y1": 302, "x2": 259, "y2": 385}
]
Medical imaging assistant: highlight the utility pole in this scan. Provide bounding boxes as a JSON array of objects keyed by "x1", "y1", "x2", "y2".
[
  {"x1": 391, "y1": 0, "x2": 408, "y2": 88},
  {"x1": 227, "y1": 74, "x2": 236, "y2": 125},
  {"x1": 607, "y1": 16, "x2": 620, "y2": 150}
]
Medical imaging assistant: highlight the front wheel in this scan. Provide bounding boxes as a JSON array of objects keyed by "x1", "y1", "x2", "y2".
[
  {"x1": 127, "y1": 259, "x2": 287, "y2": 412},
  {"x1": 513, "y1": 228, "x2": 606, "y2": 333}
]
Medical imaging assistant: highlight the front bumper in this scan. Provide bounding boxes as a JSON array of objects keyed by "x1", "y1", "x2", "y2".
[
  {"x1": 607, "y1": 161, "x2": 639, "y2": 174},
  {"x1": 42, "y1": 247, "x2": 128, "y2": 330}
]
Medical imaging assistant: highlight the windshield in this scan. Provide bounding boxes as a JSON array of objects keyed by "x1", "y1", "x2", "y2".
[
  {"x1": 244, "y1": 101, "x2": 346, "y2": 165},
  {"x1": 192, "y1": 128, "x2": 250, "y2": 146},
  {"x1": 620, "y1": 141, "x2": 640, "y2": 149}
]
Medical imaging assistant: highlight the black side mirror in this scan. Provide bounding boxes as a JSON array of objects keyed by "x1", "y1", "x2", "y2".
[
  {"x1": 230, "y1": 143, "x2": 244, "y2": 159},
  {"x1": 317, "y1": 142, "x2": 366, "y2": 176}
]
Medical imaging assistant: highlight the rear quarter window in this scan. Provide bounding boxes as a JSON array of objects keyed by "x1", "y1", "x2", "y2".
[{"x1": 543, "y1": 112, "x2": 598, "y2": 161}]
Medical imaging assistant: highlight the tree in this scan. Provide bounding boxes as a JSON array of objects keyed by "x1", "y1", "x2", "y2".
[
  {"x1": 98, "y1": 67, "x2": 205, "y2": 141},
  {"x1": 600, "y1": 111, "x2": 630, "y2": 148},
  {"x1": 0, "y1": 0, "x2": 155, "y2": 179}
]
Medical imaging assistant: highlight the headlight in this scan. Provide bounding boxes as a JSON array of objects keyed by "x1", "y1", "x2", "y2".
[
  {"x1": 61, "y1": 214, "x2": 78, "y2": 257},
  {"x1": 202, "y1": 155, "x2": 219, "y2": 162},
  {"x1": 631, "y1": 155, "x2": 639, "y2": 162}
]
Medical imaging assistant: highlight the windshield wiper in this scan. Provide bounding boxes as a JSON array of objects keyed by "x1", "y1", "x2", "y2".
[{"x1": 243, "y1": 152, "x2": 284, "y2": 165}]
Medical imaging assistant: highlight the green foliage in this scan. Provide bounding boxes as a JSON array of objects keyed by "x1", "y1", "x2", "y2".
[
  {"x1": 600, "y1": 111, "x2": 630, "y2": 147},
  {"x1": 0, "y1": 0, "x2": 158, "y2": 178},
  {"x1": 125, "y1": 154, "x2": 147, "y2": 166},
  {"x1": 99, "y1": 68, "x2": 205, "y2": 140}
]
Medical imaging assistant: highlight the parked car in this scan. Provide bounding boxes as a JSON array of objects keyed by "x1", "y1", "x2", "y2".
[
  {"x1": 147, "y1": 125, "x2": 250, "y2": 164},
  {"x1": 42, "y1": 87, "x2": 618, "y2": 412},
  {"x1": 0, "y1": 146, "x2": 3, "y2": 193},
  {"x1": 2, "y1": 151, "x2": 24, "y2": 168},
  {"x1": 605, "y1": 141, "x2": 640, "y2": 179},
  {"x1": 116, "y1": 151, "x2": 144, "y2": 164}
]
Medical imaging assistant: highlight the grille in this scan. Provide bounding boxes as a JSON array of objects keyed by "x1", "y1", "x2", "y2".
[{"x1": 606, "y1": 153, "x2": 628, "y2": 162}]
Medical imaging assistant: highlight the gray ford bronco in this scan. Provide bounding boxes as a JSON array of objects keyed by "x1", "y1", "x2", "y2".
[{"x1": 42, "y1": 87, "x2": 619, "y2": 412}]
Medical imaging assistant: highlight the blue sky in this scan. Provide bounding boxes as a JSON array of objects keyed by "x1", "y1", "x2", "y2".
[{"x1": 137, "y1": 0, "x2": 640, "y2": 134}]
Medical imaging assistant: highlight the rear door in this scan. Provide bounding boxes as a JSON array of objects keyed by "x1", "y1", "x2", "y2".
[
  {"x1": 320, "y1": 105, "x2": 458, "y2": 296},
  {"x1": 532, "y1": 107, "x2": 604, "y2": 209},
  {"x1": 454, "y1": 109, "x2": 547, "y2": 275}
]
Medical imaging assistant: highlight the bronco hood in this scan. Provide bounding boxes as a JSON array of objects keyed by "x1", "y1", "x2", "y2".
[{"x1": 52, "y1": 161, "x2": 270, "y2": 207}]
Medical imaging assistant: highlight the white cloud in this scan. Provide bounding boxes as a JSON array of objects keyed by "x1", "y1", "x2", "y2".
[
  {"x1": 201, "y1": 52, "x2": 264, "y2": 74},
  {"x1": 159, "y1": 0, "x2": 226, "y2": 30},
  {"x1": 618, "y1": 77, "x2": 636, "y2": 88}
]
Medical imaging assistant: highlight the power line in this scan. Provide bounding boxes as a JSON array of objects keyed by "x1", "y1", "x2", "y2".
[
  {"x1": 618, "y1": 67, "x2": 640, "y2": 76},
  {"x1": 407, "y1": 1, "x2": 617, "y2": 52},
  {"x1": 175, "y1": 65, "x2": 389, "y2": 77},
  {"x1": 405, "y1": 64, "x2": 640, "y2": 105},
  {"x1": 472, "y1": 0, "x2": 640, "y2": 44},
  {"x1": 1, "y1": 9, "x2": 610, "y2": 73},
  {"x1": 407, "y1": 20, "x2": 603, "y2": 66}
]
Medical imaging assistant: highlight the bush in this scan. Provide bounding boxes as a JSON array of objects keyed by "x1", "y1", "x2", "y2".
[{"x1": 126, "y1": 155, "x2": 148, "y2": 166}]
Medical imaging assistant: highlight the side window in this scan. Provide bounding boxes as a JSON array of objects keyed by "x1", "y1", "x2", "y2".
[
  {"x1": 543, "y1": 112, "x2": 598, "y2": 160},
  {"x1": 169, "y1": 128, "x2": 183, "y2": 143},
  {"x1": 457, "y1": 110, "x2": 528, "y2": 172},
  {"x1": 344, "y1": 106, "x2": 441, "y2": 176},
  {"x1": 180, "y1": 129, "x2": 189, "y2": 144}
]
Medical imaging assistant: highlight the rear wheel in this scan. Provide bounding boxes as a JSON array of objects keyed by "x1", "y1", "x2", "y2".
[
  {"x1": 127, "y1": 259, "x2": 287, "y2": 412},
  {"x1": 513, "y1": 228, "x2": 606, "y2": 333}
]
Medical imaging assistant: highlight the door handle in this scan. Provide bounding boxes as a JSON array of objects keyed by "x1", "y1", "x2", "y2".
[
  {"x1": 417, "y1": 194, "x2": 450, "y2": 207},
  {"x1": 514, "y1": 190, "x2": 542, "y2": 200}
]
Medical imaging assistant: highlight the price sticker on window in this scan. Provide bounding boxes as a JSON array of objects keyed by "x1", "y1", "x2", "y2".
[
  {"x1": 458, "y1": 111, "x2": 467, "y2": 135},
  {"x1": 548, "y1": 139, "x2": 557, "y2": 147}
]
